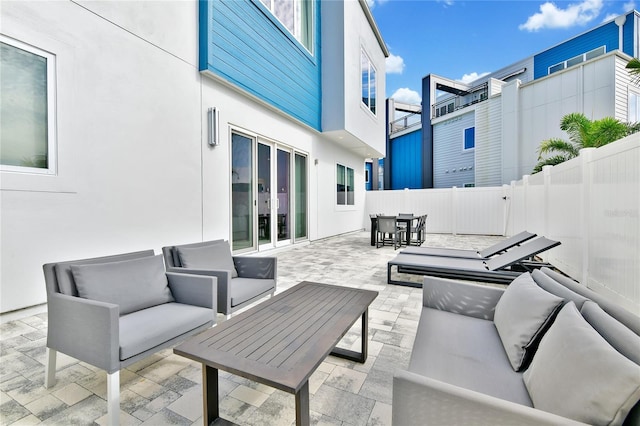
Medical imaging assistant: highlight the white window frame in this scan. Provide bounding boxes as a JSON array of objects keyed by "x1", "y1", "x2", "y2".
[
  {"x1": 1, "y1": 35, "x2": 56, "y2": 175},
  {"x1": 259, "y1": 0, "x2": 314, "y2": 54},
  {"x1": 361, "y1": 48, "x2": 377, "y2": 116},
  {"x1": 336, "y1": 163, "x2": 355, "y2": 206},
  {"x1": 548, "y1": 45, "x2": 606, "y2": 75},
  {"x1": 629, "y1": 87, "x2": 640, "y2": 123}
]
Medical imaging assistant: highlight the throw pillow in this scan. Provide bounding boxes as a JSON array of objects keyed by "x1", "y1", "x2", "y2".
[
  {"x1": 177, "y1": 241, "x2": 238, "y2": 278},
  {"x1": 524, "y1": 302, "x2": 640, "y2": 426},
  {"x1": 71, "y1": 255, "x2": 174, "y2": 316},
  {"x1": 493, "y1": 272, "x2": 564, "y2": 371}
]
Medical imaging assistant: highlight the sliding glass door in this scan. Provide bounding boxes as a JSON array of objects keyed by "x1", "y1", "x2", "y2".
[{"x1": 231, "y1": 130, "x2": 307, "y2": 252}]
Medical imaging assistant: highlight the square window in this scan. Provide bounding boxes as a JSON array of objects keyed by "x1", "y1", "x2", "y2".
[{"x1": 1, "y1": 37, "x2": 56, "y2": 174}]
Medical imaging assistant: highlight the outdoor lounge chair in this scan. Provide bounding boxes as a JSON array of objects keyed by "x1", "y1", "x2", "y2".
[
  {"x1": 401, "y1": 230, "x2": 536, "y2": 259},
  {"x1": 162, "y1": 239, "x2": 276, "y2": 318},
  {"x1": 388, "y1": 236, "x2": 560, "y2": 286},
  {"x1": 43, "y1": 250, "x2": 217, "y2": 426}
]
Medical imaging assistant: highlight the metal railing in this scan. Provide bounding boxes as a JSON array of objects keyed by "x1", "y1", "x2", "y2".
[{"x1": 431, "y1": 82, "x2": 489, "y2": 119}]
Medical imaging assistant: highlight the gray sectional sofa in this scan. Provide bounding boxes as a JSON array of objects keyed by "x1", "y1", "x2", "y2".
[{"x1": 393, "y1": 267, "x2": 640, "y2": 426}]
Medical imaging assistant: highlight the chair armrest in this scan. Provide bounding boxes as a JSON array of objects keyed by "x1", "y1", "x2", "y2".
[
  {"x1": 423, "y1": 276, "x2": 505, "y2": 321},
  {"x1": 392, "y1": 369, "x2": 586, "y2": 426},
  {"x1": 46, "y1": 292, "x2": 120, "y2": 373},
  {"x1": 233, "y1": 256, "x2": 277, "y2": 279},
  {"x1": 166, "y1": 272, "x2": 218, "y2": 312},
  {"x1": 166, "y1": 267, "x2": 231, "y2": 314}
]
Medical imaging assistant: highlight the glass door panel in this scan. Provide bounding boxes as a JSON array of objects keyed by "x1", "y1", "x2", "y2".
[
  {"x1": 257, "y1": 142, "x2": 272, "y2": 247},
  {"x1": 276, "y1": 148, "x2": 291, "y2": 243},
  {"x1": 294, "y1": 153, "x2": 307, "y2": 240},
  {"x1": 231, "y1": 133, "x2": 254, "y2": 251}
]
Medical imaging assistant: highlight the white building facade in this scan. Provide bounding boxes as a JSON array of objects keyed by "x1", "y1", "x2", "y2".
[{"x1": 0, "y1": 0, "x2": 388, "y2": 313}]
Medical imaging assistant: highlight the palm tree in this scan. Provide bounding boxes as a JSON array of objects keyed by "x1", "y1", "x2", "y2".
[
  {"x1": 533, "y1": 113, "x2": 638, "y2": 173},
  {"x1": 627, "y1": 58, "x2": 640, "y2": 84}
]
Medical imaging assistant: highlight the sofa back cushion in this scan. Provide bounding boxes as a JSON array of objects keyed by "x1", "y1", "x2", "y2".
[
  {"x1": 531, "y1": 269, "x2": 589, "y2": 309},
  {"x1": 71, "y1": 254, "x2": 174, "y2": 315},
  {"x1": 581, "y1": 301, "x2": 640, "y2": 365},
  {"x1": 493, "y1": 272, "x2": 563, "y2": 371},
  {"x1": 176, "y1": 240, "x2": 238, "y2": 278},
  {"x1": 53, "y1": 250, "x2": 155, "y2": 296},
  {"x1": 524, "y1": 302, "x2": 640, "y2": 426}
]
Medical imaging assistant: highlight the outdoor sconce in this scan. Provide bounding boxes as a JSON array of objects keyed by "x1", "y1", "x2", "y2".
[{"x1": 208, "y1": 107, "x2": 219, "y2": 146}]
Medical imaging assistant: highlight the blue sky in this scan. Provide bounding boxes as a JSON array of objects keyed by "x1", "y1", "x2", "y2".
[{"x1": 369, "y1": 0, "x2": 637, "y2": 104}]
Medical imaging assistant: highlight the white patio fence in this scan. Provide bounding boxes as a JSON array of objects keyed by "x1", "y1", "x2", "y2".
[{"x1": 364, "y1": 134, "x2": 640, "y2": 314}]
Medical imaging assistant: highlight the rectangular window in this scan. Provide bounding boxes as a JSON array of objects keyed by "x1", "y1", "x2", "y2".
[
  {"x1": 464, "y1": 127, "x2": 475, "y2": 150},
  {"x1": 337, "y1": 164, "x2": 355, "y2": 205},
  {"x1": 549, "y1": 63, "x2": 565, "y2": 74},
  {"x1": 361, "y1": 49, "x2": 376, "y2": 115},
  {"x1": 260, "y1": 0, "x2": 313, "y2": 52},
  {"x1": 1, "y1": 36, "x2": 56, "y2": 174},
  {"x1": 629, "y1": 91, "x2": 640, "y2": 123}
]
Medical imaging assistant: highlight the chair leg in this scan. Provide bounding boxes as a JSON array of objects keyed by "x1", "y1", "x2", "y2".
[
  {"x1": 107, "y1": 371, "x2": 120, "y2": 426},
  {"x1": 44, "y1": 347, "x2": 56, "y2": 388}
]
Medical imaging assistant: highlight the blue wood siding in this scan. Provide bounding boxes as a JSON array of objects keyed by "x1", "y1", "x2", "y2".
[
  {"x1": 534, "y1": 21, "x2": 619, "y2": 79},
  {"x1": 390, "y1": 129, "x2": 422, "y2": 189},
  {"x1": 622, "y1": 12, "x2": 637, "y2": 57},
  {"x1": 365, "y1": 162, "x2": 373, "y2": 190},
  {"x1": 199, "y1": 0, "x2": 322, "y2": 130}
]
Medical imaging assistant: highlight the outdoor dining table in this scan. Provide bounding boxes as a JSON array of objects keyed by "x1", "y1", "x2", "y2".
[{"x1": 370, "y1": 214, "x2": 417, "y2": 247}]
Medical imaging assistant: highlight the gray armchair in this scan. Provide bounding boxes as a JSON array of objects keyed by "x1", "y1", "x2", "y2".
[
  {"x1": 43, "y1": 250, "x2": 217, "y2": 426},
  {"x1": 162, "y1": 240, "x2": 277, "y2": 318}
]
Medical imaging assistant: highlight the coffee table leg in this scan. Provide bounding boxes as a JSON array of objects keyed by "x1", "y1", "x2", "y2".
[
  {"x1": 295, "y1": 381, "x2": 310, "y2": 426},
  {"x1": 202, "y1": 365, "x2": 219, "y2": 425}
]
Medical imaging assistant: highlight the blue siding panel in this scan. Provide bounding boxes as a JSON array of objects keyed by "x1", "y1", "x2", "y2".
[
  {"x1": 622, "y1": 12, "x2": 636, "y2": 57},
  {"x1": 365, "y1": 163, "x2": 373, "y2": 190},
  {"x1": 534, "y1": 21, "x2": 619, "y2": 79},
  {"x1": 200, "y1": 0, "x2": 322, "y2": 130},
  {"x1": 390, "y1": 129, "x2": 422, "y2": 189}
]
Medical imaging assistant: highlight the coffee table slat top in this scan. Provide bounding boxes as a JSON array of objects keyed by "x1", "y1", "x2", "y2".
[{"x1": 174, "y1": 281, "x2": 378, "y2": 393}]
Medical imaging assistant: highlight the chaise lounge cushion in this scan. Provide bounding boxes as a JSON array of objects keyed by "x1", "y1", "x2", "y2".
[
  {"x1": 409, "y1": 307, "x2": 533, "y2": 406},
  {"x1": 524, "y1": 302, "x2": 640, "y2": 426},
  {"x1": 71, "y1": 255, "x2": 174, "y2": 315},
  {"x1": 119, "y1": 303, "x2": 213, "y2": 360},
  {"x1": 493, "y1": 272, "x2": 563, "y2": 371},
  {"x1": 177, "y1": 241, "x2": 239, "y2": 278}
]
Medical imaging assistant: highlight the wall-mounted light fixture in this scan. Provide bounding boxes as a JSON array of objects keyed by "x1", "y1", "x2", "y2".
[{"x1": 207, "y1": 107, "x2": 219, "y2": 146}]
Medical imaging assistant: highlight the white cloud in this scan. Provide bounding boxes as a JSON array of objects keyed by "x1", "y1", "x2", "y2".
[
  {"x1": 458, "y1": 72, "x2": 490, "y2": 85},
  {"x1": 386, "y1": 53, "x2": 405, "y2": 74},
  {"x1": 519, "y1": 0, "x2": 603, "y2": 32},
  {"x1": 391, "y1": 87, "x2": 421, "y2": 105},
  {"x1": 603, "y1": 1, "x2": 635, "y2": 22},
  {"x1": 365, "y1": 0, "x2": 389, "y2": 10}
]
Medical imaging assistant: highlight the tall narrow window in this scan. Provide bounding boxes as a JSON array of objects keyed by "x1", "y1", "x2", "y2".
[
  {"x1": 1, "y1": 37, "x2": 56, "y2": 174},
  {"x1": 361, "y1": 49, "x2": 376, "y2": 115},
  {"x1": 337, "y1": 164, "x2": 355, "y2": 206},
  {"x1": 294, "y1": 153, "x2": 307, "y2": 239},
  {"x1": 464, "y1": 127, "x2": 475, "y2": 151},
  {"x1": 629, "y1": 91, "x2": 640, "y2": 123},
  {"x1": 260, "y1": 0, "x2": 313, "y2": 52}
]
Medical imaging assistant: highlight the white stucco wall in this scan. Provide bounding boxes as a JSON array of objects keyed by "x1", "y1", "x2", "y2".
[{"x1": 0, "y1": 0, "x2": 376, "y2": 313}]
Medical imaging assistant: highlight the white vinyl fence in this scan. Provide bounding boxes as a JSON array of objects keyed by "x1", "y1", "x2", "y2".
[{"x1": 364, "y1": 134, "x2": 640, "y2": 313}]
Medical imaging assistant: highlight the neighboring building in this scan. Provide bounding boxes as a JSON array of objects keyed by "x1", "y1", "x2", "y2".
[
  {"x1": 0, "y1": 0, "x2": 388, "y2": 313},
  {"x1": 382, "y1": 10, "x2": 639, "y2": 189}
]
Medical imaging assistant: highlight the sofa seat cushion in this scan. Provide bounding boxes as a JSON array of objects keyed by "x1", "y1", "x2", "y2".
[
  {"x1": 119, "y1": 303, "x2": 213, "y2": 360},
  {"x1": 409, "y1": 307, "x2": 532, "y2": 407},
  {"x1": 230, "y1": 278, "x2": 275, "y2": 307}
]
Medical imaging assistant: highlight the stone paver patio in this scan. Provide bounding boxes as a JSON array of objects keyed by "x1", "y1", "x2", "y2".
[{"x1": 0, "y1": 231, "x2": 506, "y2": 426}]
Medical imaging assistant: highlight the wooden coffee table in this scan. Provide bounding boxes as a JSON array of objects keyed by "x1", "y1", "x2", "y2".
[{"x1": 174, "y1": 281, "x2": 378, "y2": 426}]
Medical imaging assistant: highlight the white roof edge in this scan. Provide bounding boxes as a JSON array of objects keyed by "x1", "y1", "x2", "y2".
[{"x1": 358, "y1": 0, "x2": 390, "y2": 57}]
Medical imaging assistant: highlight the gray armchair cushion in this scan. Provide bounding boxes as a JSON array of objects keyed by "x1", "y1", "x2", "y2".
[
  {"x1": 119, "y1": 303, "x2": 213, "y2": 360},
  {"x1": 524, "y1": 302, "x2": 640, "y2": 426},
  {"x1": 71, "y1": 255, "x2": 174, "y2": 316},
  {"x1": 493, "y1": 272, "x2": 563, "y2": 371},
  {"x1": 230, "y1": 277, "x2": 276, "y2": 307},
  {"x1": 177, "y1": 241, "x2": 238, "y2": 278}
]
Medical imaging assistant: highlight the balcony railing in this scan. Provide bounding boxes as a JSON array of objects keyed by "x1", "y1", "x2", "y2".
[
  {"x1": 431, "y1": 82, "x2": 489, "y2": 119},
  {"x1": 390, "y1": 111, "x2": 421, "y2": 135}
]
